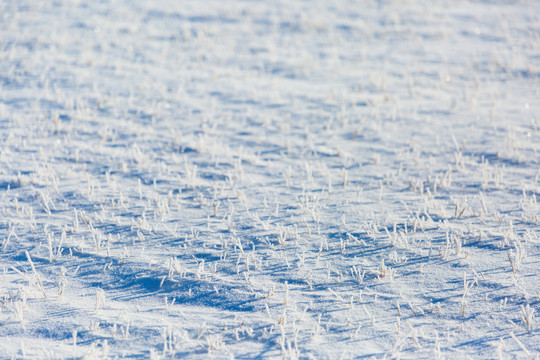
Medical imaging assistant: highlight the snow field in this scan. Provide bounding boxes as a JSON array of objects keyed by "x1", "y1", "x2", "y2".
[{"x1": 0, "y1": 0, "x2": 539, "y2": 358}]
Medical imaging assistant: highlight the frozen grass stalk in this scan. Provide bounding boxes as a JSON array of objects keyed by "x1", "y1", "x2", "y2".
[
  {"x1": 25, "y1": 251, "x2": 47, "y2": 298},
  {"x1": 520, "y1": 305, "x2": 535, "y2": 331}
]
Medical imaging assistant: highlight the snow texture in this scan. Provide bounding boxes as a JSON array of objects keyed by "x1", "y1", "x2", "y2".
[{"x1": 1, "y1": 0, "x2": 539, "y2": 359}]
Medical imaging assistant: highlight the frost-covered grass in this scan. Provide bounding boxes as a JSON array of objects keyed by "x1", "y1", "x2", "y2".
[{"x1": 1, "y1": 0, "x2": 539, "y2": 358}]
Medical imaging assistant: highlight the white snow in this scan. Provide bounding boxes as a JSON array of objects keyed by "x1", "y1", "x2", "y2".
[{"x1": 1, "y1": 0, "x2": 539, "y2": 358}]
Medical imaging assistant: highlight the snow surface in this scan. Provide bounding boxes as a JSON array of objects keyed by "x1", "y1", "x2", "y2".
[{"x1": 1, "y1": 0, "x2": 539, "y2": 358}]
